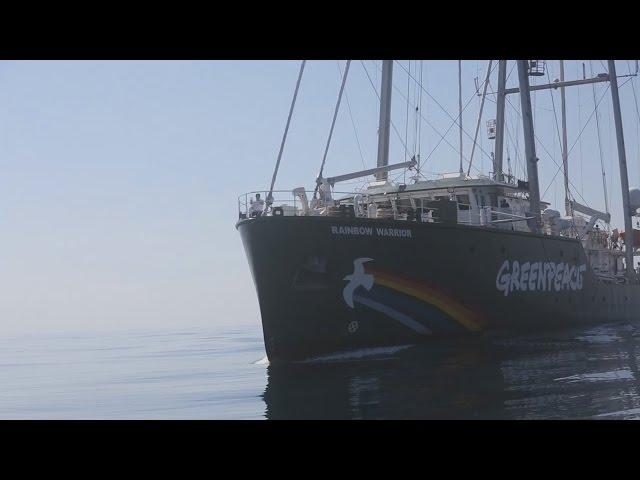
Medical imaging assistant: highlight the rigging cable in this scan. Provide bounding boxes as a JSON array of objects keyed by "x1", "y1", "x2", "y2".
[
  {"x1": 590, "y1": 60, "x2": 610, "y2": 215},
  {"x1": 403, "y1": 60, "x2": 411, "y2": 183},
  {"x1": 393, "y1": 60, "x2": 498, "y2": 171},
  {"x1": 404, "y1": 60, "x2": 411, "y2": 163},
  {"x1": 458, "y1": 60, "x2": 464, "y2": 174},
  {"x1": 411, "y1": 63, "x2": 419, "y2": 158},
  {"x1": 414, "y1": 66, "x2": 498, "y2": 175},
  {"x1": 361, "y1": 61, "x2": 411, "y2": 158},
  {"x1": 576, "y1": 61, "x2": 585, "y2": 196},
  {"x1": 506, "y1": 131, "x2": 513, "y2": 178},
  {"x1": 336, "y1": 61, "x2": 367, "y2": 170},
  {"x1": 545, "y1": 63, "x2": 572, "y2": 207},
  {"x1": 537, "y1": 82, "x2": 611, "y2": 205},
  {"x1": 503, "y1": 91, "x2": 595, "y2": 207},
  {"x1": 376, "y1": 60, "x2": 463, "y2": 162},
  {"x1": 364, "y1": 60, "x2": 482, "y2": 174},
  {"x1": 417, "y1": 60, "x2": 424, "y2": 160},
  {"x1": 315, "y1": 59, "x2": 351, "y2": 197},
  {"x1": 512, "y1": 101, "x2": 523, "y2": 179},
  {"x1": 504, "y1": 103, "x2": 520, "y2": 179},
  {"x1": 467, "y1": 60, "x2": 493, "y2": 176},
  {"x1": 413, "y1": 63, "x2": 420, "y2": 156},
  {"x1": 267, "y1": 60, "x2": 306, "y2": 206},
  {"x1": 545, "y1": 67, "x2": 565, "y2": 164},
  {"x1": 626, "y1": 60, "x2": 640, "y2": 186}
]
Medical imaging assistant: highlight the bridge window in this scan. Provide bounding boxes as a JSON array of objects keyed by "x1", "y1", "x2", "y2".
[{"x1": 456, "y1": 194, "x2": 471, "y2": 211}]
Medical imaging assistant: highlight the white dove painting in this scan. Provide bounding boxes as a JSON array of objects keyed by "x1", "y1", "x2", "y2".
[{"x1": 343, "y1": 258, "x2": 374, "y2": 308}]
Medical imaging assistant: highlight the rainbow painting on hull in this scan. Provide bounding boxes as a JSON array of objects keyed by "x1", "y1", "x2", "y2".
[{"x1": 342, "y1": 258, "x2": 485, "y2": 335}]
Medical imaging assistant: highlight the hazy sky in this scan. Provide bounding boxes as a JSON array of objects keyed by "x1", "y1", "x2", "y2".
[{"x1": 1, "y1": 60, "x2": 639, "y2": 336}]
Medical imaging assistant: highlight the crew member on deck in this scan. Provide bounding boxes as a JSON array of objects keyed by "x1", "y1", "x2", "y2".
[
  {"x1": 611, "y1": 229, "x2": 619, "y2": 250},
  {"x1": 319, "y1": 180, "x2": 333, "y2": 204},
  {"x1": 249, "y1": 193, "x2": 265, "y2": 217}
]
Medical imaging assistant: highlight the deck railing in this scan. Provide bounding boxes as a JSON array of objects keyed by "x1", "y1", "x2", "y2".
[
  {"x1": 237, "y1": 190, "x2": 539, "y2": 229},
  {"x1": 238, "y1": 190, "x2": 446, "y2": 222}
]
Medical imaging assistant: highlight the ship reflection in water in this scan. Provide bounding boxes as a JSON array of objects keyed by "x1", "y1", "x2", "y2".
[{"x1": 262, "y1": 321, "x2": 640, "y2": 419}]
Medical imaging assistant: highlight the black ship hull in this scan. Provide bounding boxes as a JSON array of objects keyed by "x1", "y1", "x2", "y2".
[{"x1": 238, "y1": 216, "x2": 640, "y2": 363}]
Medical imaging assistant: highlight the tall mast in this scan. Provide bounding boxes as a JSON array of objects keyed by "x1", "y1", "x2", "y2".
[
  {"x1": 467, "y1": 60, "x2": 493, "y2": 176},
  {"x1": 267, "y1": 60, "x2": 306, "y2": 206},
  {"x1": 517, "y1": 60, "x2": 542, "y2": 233},
  {"x1": 494, "y1": 60, "x2": 507, "y2": 181},
  {"x1": 376, "y1": 60, "x2": 393, "y2": 181},
  {"x1": 458, "y1": 60, "x2": 464, "y2": 175},
  {"x1": 590, "y1": 61, "x2": 610, "y2": 216},
  {"x1": 608, "y1": 59, "x2": 636, "y2": 277},
  {"x1": 560, "y1": 60, "x2": 571, "y2": 216}
]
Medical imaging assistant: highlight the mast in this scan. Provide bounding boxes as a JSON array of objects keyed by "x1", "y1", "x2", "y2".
[
  {"x1": 375, "y1": 60, "x2": 393, "y2": 181},
  {"x1": 608, "y1": 59, "x2": 636, "y2": 277},
  {"x1": 590, "y1": 61, "x2": 610, "y2": 216},
  {"x1": 267, "y1": 60, "x2": 306, "y2": 206},
  {"x1": 560, "y1": 60, "x2": 571, "y2": 216},
  {"x1": 315, "y1": 60, "x2": 351, "y2": 193},
  {"x1": 494, "y1": 60, "x2": 507, "y2": 181},
  {"x1": 467, "y1": 60, "x2": 493, "y2": 176},
  {"x1": 517, "y1": 60, "x2": 542, "y2": 233},
  {"x1": 458, "y1": 60, "x2": 464, "y2": 175}
]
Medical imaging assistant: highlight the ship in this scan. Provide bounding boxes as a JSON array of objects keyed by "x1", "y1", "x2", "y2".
[{"x1": 237, "y1": 60, "x2": 640, "y2": 363}]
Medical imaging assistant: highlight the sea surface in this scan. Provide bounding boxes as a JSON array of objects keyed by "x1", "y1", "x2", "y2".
[{"x1": 2, "y1": 321, "x2": 640, "y2": 419}]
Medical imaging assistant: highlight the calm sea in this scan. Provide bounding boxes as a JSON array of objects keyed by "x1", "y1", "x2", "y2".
[{"x1": 1, "y1": 321, "x2": 640, "y2": 419}]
